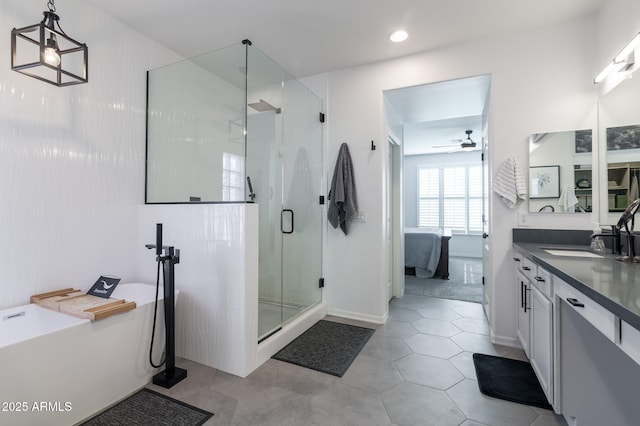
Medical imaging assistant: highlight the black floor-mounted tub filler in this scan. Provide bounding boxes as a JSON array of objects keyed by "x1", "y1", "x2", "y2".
[{"x1": 146, "y1": 223, "x2": 187, "y2": 388}]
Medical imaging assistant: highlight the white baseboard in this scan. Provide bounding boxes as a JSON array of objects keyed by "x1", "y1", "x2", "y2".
[
  {"x1": 327, "y1": 308, "x2": 387, "y2": 325},
  {"x1": 490, "y1": 331, "x2": 521, "y2": 348}
]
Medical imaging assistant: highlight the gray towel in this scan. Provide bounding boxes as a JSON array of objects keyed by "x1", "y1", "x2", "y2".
[{"x1": 328, "y1": 143, "x2": 358, "y2": 235}]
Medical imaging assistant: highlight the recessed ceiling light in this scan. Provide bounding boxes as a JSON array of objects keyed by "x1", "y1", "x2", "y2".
[{"x1": 390, "y1": 30, "x2": 408, "y2": 43}]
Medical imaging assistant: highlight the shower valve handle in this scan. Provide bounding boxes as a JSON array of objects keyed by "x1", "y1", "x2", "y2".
[{"x1": 247, "y1": 176, "x2": 256, "y2": 202}]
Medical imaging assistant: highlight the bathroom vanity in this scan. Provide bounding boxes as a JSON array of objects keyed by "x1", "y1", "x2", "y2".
[{"x1": 513, "y1": 233, "x2": 640, "y2": 425}]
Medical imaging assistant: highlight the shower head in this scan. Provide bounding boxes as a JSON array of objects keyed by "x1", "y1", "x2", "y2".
[{"x1": 248, "y1": 99, "x2": 281, "y2": 114}]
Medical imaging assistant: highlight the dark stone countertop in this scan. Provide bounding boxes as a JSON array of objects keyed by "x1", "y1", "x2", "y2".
[{"x1": 513, "y1": 242, "x2": 640, "y2": 331}]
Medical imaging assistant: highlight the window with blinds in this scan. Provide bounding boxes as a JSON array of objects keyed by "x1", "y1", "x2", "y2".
[
  {"x1": 418, "y1": 164, "x2": 482, "y2": 234},
  {"x1": 418, "y1": 167, "x2": 440, "y2": 227},
  {"x1": 222, "y1": 152, "x2": 244, "y2": 201}
]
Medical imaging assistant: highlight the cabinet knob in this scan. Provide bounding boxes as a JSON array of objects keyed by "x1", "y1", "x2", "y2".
[
  {"x1": 534, "y1": 276, "x2": 545, "y2": 282},
  {"x1": 513, "y1": 257, "x2": 521, "y2": 262},
  {"x1": 523, "y1": 266, "x2": 531, "y2": 271}
]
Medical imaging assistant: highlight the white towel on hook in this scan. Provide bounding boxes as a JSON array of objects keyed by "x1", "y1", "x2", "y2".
[
  {"x1": 493, "y1": 156, "x2": 527, "y2": 209},
  {"x1": 557, "y1": 184, "x2": 579, "y2": 212}
]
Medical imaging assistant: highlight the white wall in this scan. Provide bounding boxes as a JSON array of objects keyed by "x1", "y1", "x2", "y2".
[
  {"x1": 0, "y1": 0, "x2": 179, "y2": 311},
  {"x1": 323, "y1": 16, "x2": 598, "y2": 342},
  {"x1": 595, "y1": 0, "x2": 640, "y2": 81}
]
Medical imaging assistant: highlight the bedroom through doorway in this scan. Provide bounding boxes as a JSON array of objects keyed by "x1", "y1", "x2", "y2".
[{"x1": 384, "y1": 75, "x2": 491, "y2": 305}]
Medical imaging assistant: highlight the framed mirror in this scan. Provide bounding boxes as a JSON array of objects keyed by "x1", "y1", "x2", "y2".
[
  {"x1": 599, "y1": 68, "x2": 640, "y2": 225},
  {"x1": 528, "y1": 129, "x2": 593, "y2": 213}
]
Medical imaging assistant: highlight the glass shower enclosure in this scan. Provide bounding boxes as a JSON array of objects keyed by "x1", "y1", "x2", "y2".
[
  {"x1": 146, "y1": 41, "x2": 323, "y2": 343},
  {"x1": 245, "y1": 46, "x2": 324, "y2": 341}
]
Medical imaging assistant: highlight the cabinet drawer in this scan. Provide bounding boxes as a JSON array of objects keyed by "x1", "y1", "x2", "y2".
[
  {"x1": 620, "y1": 321, "x2": 640, "y2": 366},
  {"x1": 521, "y1": 257, "x2": 536, "y2": 281},
  {"x1": 531, "y1": 266, "x2": 553, "y2": 300},
  {"x1": 555, "y1": 278, "x2": 616, "y2": 342},
  {"x1": 513, "y1": 251, "x2": 525, "y2": 271}
]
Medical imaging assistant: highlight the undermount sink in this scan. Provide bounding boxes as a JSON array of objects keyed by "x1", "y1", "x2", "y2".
[{"x1": 542, "y1": 248, "x2": 603, "y2": 258}]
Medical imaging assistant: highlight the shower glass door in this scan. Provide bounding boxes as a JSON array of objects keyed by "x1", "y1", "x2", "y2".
[
  {"x1": 280, "y1": 77, "x2": 323, "y2": 328},
  {"x1": 246, "y1": 45, "x2": 323, "y2": 342}
]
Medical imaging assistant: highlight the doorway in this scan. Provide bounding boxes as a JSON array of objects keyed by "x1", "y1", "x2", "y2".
[
  {"x1": 383, "y1": 75, "x2": 491, "y2": 305},
  {"x1": 387, "y1": 134, "x2": 402, "y2": 301}
]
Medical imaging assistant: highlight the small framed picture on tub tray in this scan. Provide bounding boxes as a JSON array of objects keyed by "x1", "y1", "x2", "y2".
[{"x1": 86, "y1": 275, "x2": 121, "y2": 299}]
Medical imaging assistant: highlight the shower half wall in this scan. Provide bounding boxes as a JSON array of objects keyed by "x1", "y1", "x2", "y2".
[{"x1": 141, "y1": 41, "x2": 326, "y2": 377}]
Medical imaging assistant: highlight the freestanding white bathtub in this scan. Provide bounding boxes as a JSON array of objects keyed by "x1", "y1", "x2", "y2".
[{"x1": 0, "y1": 283, "x2": 172, "y2": 426}]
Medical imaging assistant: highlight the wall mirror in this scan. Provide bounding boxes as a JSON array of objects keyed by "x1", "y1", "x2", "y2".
[
  {"x1": 599, "y1": 68, "x2": 640, "y2": 225},
  {"x1": 528, "y1": 129, "x2": 593, "y2": 213}
]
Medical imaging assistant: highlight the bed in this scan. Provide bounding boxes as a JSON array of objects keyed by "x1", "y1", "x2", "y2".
[{"x1": 404, "y1": 227, "x2": 451, "y2": 279}]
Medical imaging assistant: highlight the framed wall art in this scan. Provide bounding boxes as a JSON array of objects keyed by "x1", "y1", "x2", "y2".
[{"x1": 530, "y1": 165, "x2": 560, "y2": 198}]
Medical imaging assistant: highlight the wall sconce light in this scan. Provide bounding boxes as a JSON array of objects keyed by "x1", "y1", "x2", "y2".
[
  {"x1": 11, "y1": 0, "x2": 88, "y2": 87},
  {"x1": 594, "y1": 32, "x2": 640, "y2": 84}
]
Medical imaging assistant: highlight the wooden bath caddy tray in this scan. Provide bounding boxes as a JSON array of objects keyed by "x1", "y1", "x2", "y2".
[{"x1": 30, "y1": 288, "x2": 136, "y2": 321}]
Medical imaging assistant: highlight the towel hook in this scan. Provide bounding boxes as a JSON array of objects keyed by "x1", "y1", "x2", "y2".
[{"x1": 371, "y1": 140, "x2": 376, "y2": 150}]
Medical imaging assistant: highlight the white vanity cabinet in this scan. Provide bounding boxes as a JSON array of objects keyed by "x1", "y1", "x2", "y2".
[
  {"x1": 513, "y1": 251, "x2": 555, "y2": 407},
  {"x1": 516, "y1": 270, "x2": 531, "y2": 356},
  {"x1": 530, "y1": 283, "x2": 553, "y2": 403},
  {"x1": 554, "y1": 277, "x2": 640, "y2": 425},
  {"x1": 514, "y1": 241, "x2": 640, "y2": 423},
  {"x1": 554, "y1": 277, "x2": 617, "y2": 342},
  {"x1": 619, "y1": 320, "x2": 640, "y2": 365},
  {"x1": 513, "y1": 253, "x2": 531, "y2": 357},
  {"x1": 527, "y1": 260, "x2": 554, "y2": 405}
]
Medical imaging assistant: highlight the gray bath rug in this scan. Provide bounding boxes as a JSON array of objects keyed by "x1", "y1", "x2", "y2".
[
  {"x1": 80, "y1": 388, "x2": 213, "y2": 426},
  {"x1": 272, "y1": 319, "x2": 375, "y2": 377}
]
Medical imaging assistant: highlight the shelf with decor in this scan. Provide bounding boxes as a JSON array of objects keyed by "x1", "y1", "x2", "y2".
[
  {"x1": 607, "y1": 164, "x2": 630, "y2": 212},
  {"x1": 574, "y1": 166, "x2": 592, "y2": 212}
]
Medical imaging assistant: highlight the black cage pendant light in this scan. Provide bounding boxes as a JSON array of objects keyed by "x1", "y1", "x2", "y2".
[{"x1": 11, "y1": 0, "x2": 88, "y2": 87}]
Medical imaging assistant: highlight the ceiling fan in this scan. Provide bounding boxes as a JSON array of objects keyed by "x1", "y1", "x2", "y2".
[{"x1": 433, "y1": 130, "x2": 477, "y2": 151}]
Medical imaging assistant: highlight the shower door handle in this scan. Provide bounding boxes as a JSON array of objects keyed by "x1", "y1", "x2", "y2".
[{"x1": 281, "y1": 209, "x2": 294, "y2": 234}]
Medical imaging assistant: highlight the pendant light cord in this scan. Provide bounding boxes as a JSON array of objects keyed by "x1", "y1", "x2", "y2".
[{"x1": 44, "y1": 0, "x2": 69, "y2": 36}]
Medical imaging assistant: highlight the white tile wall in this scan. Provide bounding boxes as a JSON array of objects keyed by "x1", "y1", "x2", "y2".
[
  {"x1": 1, "y1": 0, "x2": 322, "y2": 380},
  {"x1": 0, "y1": 0, "x2": 179, "y2": 310},
  {"x1": 136, "y1": 204, "x2": 260, "y2": 377}
]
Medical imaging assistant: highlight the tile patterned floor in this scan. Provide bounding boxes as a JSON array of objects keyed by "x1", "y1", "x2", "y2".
[
  {"x1": 147, "y1": 294, "x2": 567, "y2": 426},
  {"x1": 405, "y1": 257, "x2": 483, "y2": 303}
]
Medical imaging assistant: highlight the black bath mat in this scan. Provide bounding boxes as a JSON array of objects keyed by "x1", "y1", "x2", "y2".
[
  {"x1": 81, "y1": 388, "x2": 213, "y2": 426},
  {"x1": 272, "y1": 319, "x2": 375, "y2": 377},
  {"x1": 472, "y1": 353, "x2": 552, "y2": 410}
]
